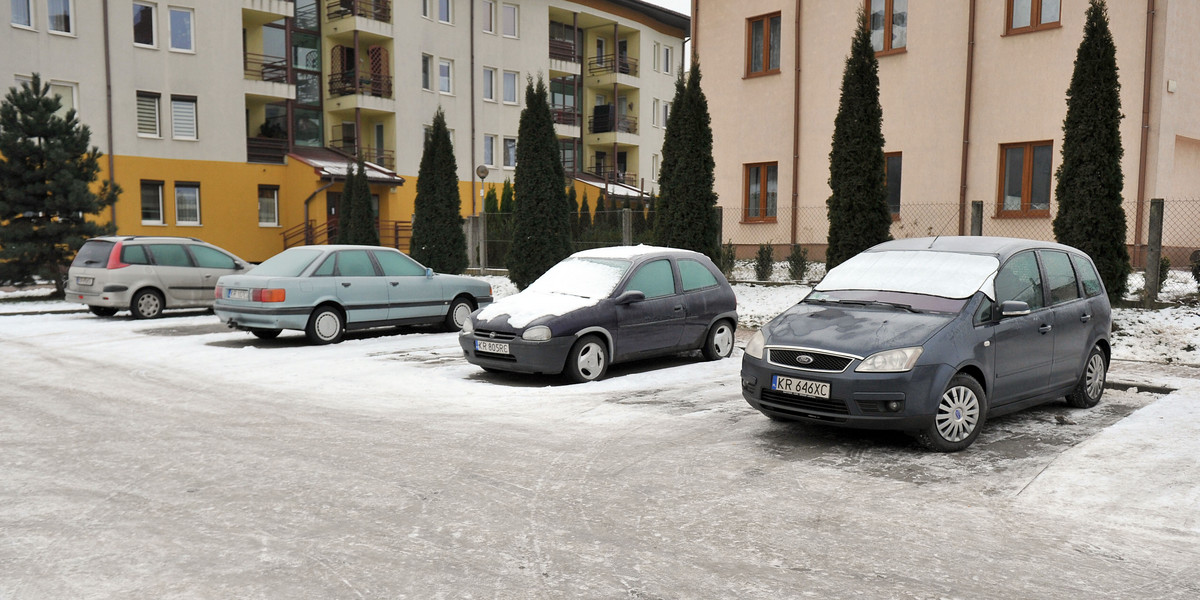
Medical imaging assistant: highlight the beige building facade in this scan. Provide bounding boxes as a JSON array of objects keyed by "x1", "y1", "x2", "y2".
[{"x1": 696, "y1": 0, "x2": 1200, "y2": 265}]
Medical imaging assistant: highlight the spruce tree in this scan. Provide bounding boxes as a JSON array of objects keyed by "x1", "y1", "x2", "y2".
[
  {"x1": 1053, "y1": 0, "x2": 1129, "y2": 301},
  {"x1": 507, "y1": 76, "x2": 573, "y2": 289},
  {"x1": 410, "y1": 107, "x2": 467, "y2": 273},
  {"x1": 825, "y1": 10, "x2": 891, "y2": 270},
  {"x1": 567, "y1": 185, "x2": 579, "y2": 237},
  {"x1": 579, "y1": 190, "x2": 592, "y2": 231},
  {"x1": 0, "y1": 74, "x2": 120, "y2": 295},
  {"x1": 499, "y1": 178, "x2": 514, "y2": 213},
  {"x1": 483, "y1": 186, "x2": 499, "y2": 213},
  {"x1": 656, "y1": 63, "x2": 720, "y2": 260},
  {"x1": 654, "y1": 72, "x2": 688, "y2": 245},
  {"x1": 594, "y1": 192, "x2": 609, "y2": 230},
  {"x1": 338, "y1": 160, "x2": 378, "y2": 245}
]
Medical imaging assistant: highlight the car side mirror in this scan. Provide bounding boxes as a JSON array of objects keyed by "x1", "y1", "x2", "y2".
[
  {"x1": 425, "y1": 267, "x2": 434, "y2": 278},
  {"x1": 1000, "y1": 300, "x2": 1031, "y2": 318},
  {"x1": 615, "y1": 290, "x2": 645, "y2": 305}
]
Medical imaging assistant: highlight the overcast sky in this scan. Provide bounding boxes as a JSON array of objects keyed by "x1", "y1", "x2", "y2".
[{"x1": 646, "y1": 0, "x2": 691, "y2": 16}]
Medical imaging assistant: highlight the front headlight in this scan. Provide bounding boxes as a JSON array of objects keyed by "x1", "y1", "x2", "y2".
[
  {"x1": 855, "y1": 347, "x2": 923, "y2": 372},
  {"x1": 460, "y1": 318, "x2": 474, "y2": 335},
  {"x1": 745, "y1": 330, "x2": 765, "y2": 359},
  {"x1": 522, "y1": 325, "x2": 552, "y2": 342}
]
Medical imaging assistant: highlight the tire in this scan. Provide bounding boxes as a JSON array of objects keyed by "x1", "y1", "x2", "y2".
[
  {"x1": 917, "y1": 374, "x2": 987, "y2": 452},
  {"x1": 131, "y1": 289, "x2": 164, "y2": 319},
  {"x1": 702, "y1": 319, "x2": 735, "y2": 360},
  {"x1": 305, "y1": 306, "x2": 345, "y2": 345},
  {"x1": 564, "y1": 335, "x2": 609, "y2": 383},
  {"x1": 250, "y1": 328, "x2": 282, "y2": 340},
  {"x1": 444, "y1": 296, "x2": 475, "y2": 332},
  {"x1": 1065, "y1": 345, "x2": 1106, "y2": 409},
  {"x1": 88, "y1": 306, "x2": 118, "y2": 317}
]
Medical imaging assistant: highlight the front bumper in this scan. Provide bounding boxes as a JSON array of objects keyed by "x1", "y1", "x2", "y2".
[{"x1": 459, "y1": 332, "x2": 576, "y2": 375}]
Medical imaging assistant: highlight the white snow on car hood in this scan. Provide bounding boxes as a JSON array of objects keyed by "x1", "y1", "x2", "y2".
[
  {"x1": 475, "y1": 290, "x2": 599, "y2": 328},
  {"x1": 816, "y1": 250, "x2": 1000, "y2": 299}
]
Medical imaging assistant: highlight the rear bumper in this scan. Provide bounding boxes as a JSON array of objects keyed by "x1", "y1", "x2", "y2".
[
  {"x1": 64, "y1": 285, "x2": 132, "y2": 308},
  {"x1": 214, "y1": 302, "x2": 310, "y2": 331}
]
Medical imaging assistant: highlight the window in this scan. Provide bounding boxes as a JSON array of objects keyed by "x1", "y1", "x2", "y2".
[
  {"x1": 885, "y1": 152, "x2": 902, "y2": 218},
  {"x1": 653, "y1": 42, "x2": 660, "y2": 71},
  {"x1": 596, "y1": 38, "x2": 606, "y2": 66},
  {"x1": 11, "y1": 0, "x2": 33, "y2": 28},
  {"x1": 679, "y1": 259, "x2": 719, "y2": 291},
  {"x1": 998, "y1": 141, "x2": 1052, "y2": 216},
  {"x1": 503, "y1": 137, "x2": 517, "y2": 168},
  {"x1": 48, "y1": 81, "x2": 76, "y2": 120},
  {"x1": 169, "y1": 7, "x2": 194, "y2": 51},
  {"x1": 334, "y1": 250, "x2": 377, "y2": 277},
  {"x1": 746, "y1": 13, "x2": 781, "y2": 76},
  {"x1": 652, "y1": 153, "x2": 659, "y2": 181},
  {"x1": 439, "y1": 59, "x2": 453, "y2": 94},
  {"x1": 1041, "y1": 250, "x2": 1080, "y2": 305},
  {"x1": 651, "y1": 99, "x2": 660, "y2": 126},
  {"x1": 482, "y1": 67, "x2": 496, "y2": 101},
  {"x1": 122, "y1": 244, "x2": 150, "y2": 265},
  {"x1": 483, "y1": 134, "x2": 495, "y2": 167},
  {"x1": 171, "y1": 96, "x2": 197, "y2": 140},
  {"x1": 867, "y1": 0, "x2": 907, "y2": 54},
  {"x1": 373, "y1": 250, "x2": 426, "y2": 276},
  {"x1": 149, "y1": 244, "x2": 193, "y2": 267},
  {"x1": 258, "y1": 185, "x2": 278, "y2": 226},
  {"x1": 48, "y1": 0, "x2": 71, "y2": 33},
  {"x1": 502, "y1": 3, "x2": 518, "y2": 37},
  {"x1": 141, "y1": 180, "x2": 164, "y2": 224},
  {"x1": 136, "y1": 92, "x2": 160, "y2": 137},
  {"x1": 502, "y1": 70, "x2": 518, "y2": 103},
  {"x1": 625, "y1": 260, "x2": 675, "y2": 299},
  {"x1": 175, "y1": 183, "x2": 200, "y2": 225},
  {"x1": 662, "y1": 45, "x2": 673, "y2": 75},
  {"x1": 1070, "y1": 253, "x2": 1104, "y2": 298},
  {"x1": 744, "y1": 162, "x2": 778, "y2": 221},
  {"x1": 1007, "y1": 0, "x2": 1060, "y2": 35},
  {"x1": 191, "y1": 245, "x2": 236, "y2": 269},
  {"x1": 133, "y1": 2, "x2": 155, "y2": 46},
  {"x1": 995, "y1": 252, "x2": 1044, "y2": 310},
  {"x1": 662, "y1": 101, "x2": 671, "y2": 126},
  {"x1": 438, "y1": 0, "x2": 451, "y2": 23},
  {"x1": 482, "y1": 0, "x2": 494, "y2": 33},
  {"x1": 421, "y1": 0, "x2": 429, "y2": 18},
  {"x1": 421, "y1": 54, "x2": 433, "y2": 91}
]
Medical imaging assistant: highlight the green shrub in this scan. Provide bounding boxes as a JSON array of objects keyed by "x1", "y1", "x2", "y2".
[
  {"x1": 788, "y1": 245, "x2": 809, "y2": 282},
  {"x1": 755, "y1": 244, "x2": 774, "y2": 281},
  {"x1": 718, "y1": 241, "x2": 735, "y2": 278}
]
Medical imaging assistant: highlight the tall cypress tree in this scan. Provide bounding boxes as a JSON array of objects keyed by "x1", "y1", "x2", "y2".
[
  {"x1": 579, "y1": 190, "x2": 592, "y2": 231},
  {"x1": 339, "y1": 159, "x2": 378, "y2": 246},
  {"x1": 483, "y1": 186, "x2": 499, "y2": 213},
  {"x1": 499, "y1": 178, "x2": 514, "y2": 213},
  {"x1": 654, "y1": 72, "x2": 688, "y2": 245},
  {"x1": 1053, "y1": 0, "x2": 1129, "y2": 301},
  {"x1": 507, "y1": 75, "x2": 573, "y2": 289},
  {"x1": 656, "y1": 63, "x2": 720, "y2": 260},
  {"x1": 410, "y1": 107, "x2": 467, "y2": 273},
  {"x1": 0, "y1": 74, "x2": 119, "y2": 295},
  {"x1": 825, "y1": 10, "x2": 891, "y2": 270}
]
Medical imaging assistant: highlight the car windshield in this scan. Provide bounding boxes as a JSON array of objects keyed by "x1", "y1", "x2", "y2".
[
  {"x1": 247, "y1": 249, "x2": 322, "y2": 277},
  {"x1": 72, "y1": 240, "x2": 114, "y2": 266},
  {"x1": 526, "y1": 257, "x2": 632, "y2": 299},
  {"x1": 816, "y1": 250, "x2": 999, "y2": 300}
]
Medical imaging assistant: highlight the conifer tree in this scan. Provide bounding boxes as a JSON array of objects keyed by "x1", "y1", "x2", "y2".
[
  {"x1": 594, "y1": 192, "x2": 609, "y2": 230},
  {"x1": 410, "y1": 107, "x2": 467, "y2": 273},
  {"x1": 507, "y1": 75, "x2": 573, "y2": 289},
  {"x1": 338, "y1": 159, "x2": 378, "y2": 245},
  {"x1": 1053, "y1": 0, "x2": 1129, "y2": 301},
  {"x1": 654, "y1": 72, "x2": 688, "y2": 245},
  {"x1": 483, "y1": 185, "x2": 499, "y2": 213},
  {"x1": 0, "y1": 74, "x2": 120, "y2": 295},
  {"x1": 825, "y1": 10, "x2": 891, "y2": 269},
  {"x1": 499, "y1": 178, "x2": 514, "y2": 213},
  {"x1": 656, "y1": 63, "x2": 720, "y2": 260},
  {"x1": 567, "y1": 185, "x2": 579, "y2": 237},
  {"x1": 579, "y1": 190, "x2": 592, "y2": 231}
]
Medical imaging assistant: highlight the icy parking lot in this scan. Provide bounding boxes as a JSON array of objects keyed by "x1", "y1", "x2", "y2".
[{"x1": 2, "y1": 298, "x2": 1199, "y2": 598}]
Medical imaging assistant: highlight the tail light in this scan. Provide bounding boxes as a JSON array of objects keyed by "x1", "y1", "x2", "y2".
[
  {"x1": 214, "y1": 285, "x2": 224, "y2": 299},
  {"x1": 252, "y1": 288, "x2": 286, "y2": 302},
  {"x1": 105, "y1": 242, "x2": 130, "y2": 269}
]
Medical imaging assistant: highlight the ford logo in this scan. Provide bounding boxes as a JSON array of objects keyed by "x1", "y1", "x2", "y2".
[{"x1": 796, "y1": 355, "x2": 814, "y2": 365}]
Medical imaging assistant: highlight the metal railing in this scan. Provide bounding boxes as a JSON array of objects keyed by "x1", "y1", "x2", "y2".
[
  {"x1": 587, "y1": 54, "x2": 639, "y2": 77},
  {"x1": 548, "y1": 39, "x2": 579, "y2": 62},
  {"x1": 325, "y1": 0, "x2": 390, "y2": 23},
  {"x1": 328, "y1": 140, "x2": 395, "y2": 170},
  {"x1": 246, "y1": 137, "x2": 288, "y2": 164},
  {"x1": 244, "y1": 53, "x2": 288, "y2": 83},
  {"x1": 328, "y1": 71, "x2": 393, "y2": 98},
  {"x1": 586, "y1": 164, "x2": 638, "y2": 187},
  {"x1": 588, "y1": 113, "x2": 638, "y2": 135},
  {"x1": 282, "y1": 218, "x2": 411, "y2": 250},
  {"x1": 551, "y1": 106, "x2": 580, "y2": 127}
]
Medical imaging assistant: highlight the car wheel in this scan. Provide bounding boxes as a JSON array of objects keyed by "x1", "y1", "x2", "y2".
[
  {"x1": 88, "y1": 306, "x2": 118, "y2": 317},
  {"x1": 131, "y1": 289, "x2": 164, "y2": 319},
  {"x1": 250, "y1": 328, "x2": 282, "y2": 340},
  {"x1": 702, "y1": 319, "x2": 735, "y2": 360},
  {"x1": 565, "y1": 335, "x2": 608, "y2": 383},
  {"x1": 1065, "y1": 345, "x2": 1106, "y2": 409},
  {"x1": 305, "y1": 306, "x2": 345, "y2": 345},
  {"x1": 917, "y1": 374, "x2": 987, "y2": 452},
  {"x1": 444, "y1": 296, "x2": 475, "y2": 332}
]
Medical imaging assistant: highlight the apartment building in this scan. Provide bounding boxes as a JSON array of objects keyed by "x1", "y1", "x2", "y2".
[
  {"x1": 697, "y1": 0, "x2": 1200, "y2": 264},
  {"x1": 2, "y1": 0, "x2": 687, "y2": 262}
]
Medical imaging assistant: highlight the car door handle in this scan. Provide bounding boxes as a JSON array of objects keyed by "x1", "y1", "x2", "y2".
[
  {"x1": 341, "y1": 282, "x2": 351, "y2": 288},
  {"x1": 1080, "y1": 313, "x2": 1091, "y2": 322},
  {"x1": 673, "y1": 305, "x2": 684, "y2": 312},
  {"x1": 390, "y1": 281, "x2": 399, "y2": 286},
  {"x1": 1038, "y1": 324, "x2": 1052, "y2": 334}
]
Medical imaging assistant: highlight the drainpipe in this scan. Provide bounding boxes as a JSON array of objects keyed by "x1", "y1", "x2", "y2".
[
  {"x1": 690, "y1": 0, "x2": 698, "y2": 59},
  {"x1": 470, "y1": 0, "x2": 477, "y2": 213},
  {"x1": 957, "y1": 0, "x2": 977, "y2": 236},
  {"x1": 789, "y1": 0, "x2": 802, "y2": 245},
  {"x1": 102, "y1": 0, "x2": 117, "y2": 227},
  {"x1": 1134, "y1": 0, "x2": 1156, "y2": 264}
]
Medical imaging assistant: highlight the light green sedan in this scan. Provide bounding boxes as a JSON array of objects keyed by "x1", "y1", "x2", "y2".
[{"x1": 213, "y1": 245, "x2": 492, "y2": 344}]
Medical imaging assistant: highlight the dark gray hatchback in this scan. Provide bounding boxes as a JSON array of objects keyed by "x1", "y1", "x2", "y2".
[{"x1": 741, "y1": 237, "x2": 1112, "y2": 451}]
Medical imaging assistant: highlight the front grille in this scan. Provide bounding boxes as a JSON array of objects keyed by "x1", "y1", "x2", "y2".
[
  {"x1": 474, "y1": 329, "x2": 517, "y2": 341},
  {"x1": 768, "y1": 348, "x2": 854, "y2": 372},
  {"x1": 760, "y1": 390, "x2": 850, "y2": 415},
  {"x1": 475, "y1": 350, "x2": 516, "y2": 362}
]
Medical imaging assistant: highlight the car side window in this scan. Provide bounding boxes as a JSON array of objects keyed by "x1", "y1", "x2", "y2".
[
  {"x1": 994, "y1": 252, "x2": 1044, "y2": 310},
  {"x1": 974, "y1": 296, "x2": 995, "y2": 325},
  {"x1": 147, "y1": 243, "x2": 194, "y2": 267},
  {"x1": 312, "y1": 254, "x2": 335, "y2": 277},
  {"x1": 678, "y1": 259, "x2": 719, "y2": 291},
  {"x1": 373, "y1": 250, "x2": 426, "y2": 276},
  {"x1": 1070, "y1": 253, "x2": 1104, "y2": 298},
  {"x1": 335, "y1": 250, "x2": 378, "y2": 277},
  {"x1": 190, "y1": 245, "x2": 236, "y2": 269},
  {"x1": 1041, "y1": 250, "x2": 1080, "y2": 305},
  {"x1": 624, "y1": 259, "x2": 676, "y2": 299},
  {"x1": 121, "y1": 244, "x2": 151, "y2": 265}
]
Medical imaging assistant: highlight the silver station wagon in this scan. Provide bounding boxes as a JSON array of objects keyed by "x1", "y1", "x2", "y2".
[
  {"x1": 741, "y1": 237, "x2": 1112, "y2": 452},
  {"x1": 213, "y1": 245, "x2": 492, "y2": 344}
]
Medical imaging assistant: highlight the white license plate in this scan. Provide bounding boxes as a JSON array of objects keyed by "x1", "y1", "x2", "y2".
[
  {"x1": 76, "y1": 276, "x2": 94, "y2": 286},
  {"x1": 227, "y1": 289, "x2": 250, "y2": 301},
  {"x1": 771, "y1": 375, "x2": 830, "y2": 399},
  {"x1": 476, "y1": 340, "x2": 510, "y2": 354}
]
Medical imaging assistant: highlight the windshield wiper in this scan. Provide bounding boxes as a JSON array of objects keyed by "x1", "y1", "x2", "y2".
[{"x1": 836, "y1": 299, "x2": 921, "y2": 313}]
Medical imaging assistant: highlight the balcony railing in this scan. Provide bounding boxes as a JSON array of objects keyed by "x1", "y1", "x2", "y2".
[
  {"x1": 551, "y1": 106, "x2": 580, "y2": 127},
  {"x1": 587, "y1": 54, "x2": 638, "y2": 77},
  {"x1": 247, "y1": 137, "x2": 288, "y2": 164},
  {"x1": 329, "y1": 140, "x2": 395, "y2": 170},
  {"x1": 548, "y1": 39, "x2": 579, "y2": 62},
  {"x1": 587, "y1": 164, "x2": 638, "y2": 187},
  {"x1": 588, "y1": 113, "x2": 638, "y2": 135},
  {"x1": 328, "y1": 71, "x2": 393, "y2": 98},
  {"x1": 282, "y1": 217, "x2": 410, "y2": 251},
  {"x1": 244, "y1": 52, "x2": 288, "y2": 83},
  {"x1": 325, "y1": 0, "x2": 390, "y2": 23}
]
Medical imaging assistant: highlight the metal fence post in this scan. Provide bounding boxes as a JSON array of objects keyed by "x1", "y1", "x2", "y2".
[
  {"x1": 622, "y1": 208, "x2": 632, "y2": 246},
  {"x1": 970, "y1": 201, "x2": 983, "y2": 236},
  {"x1": 1144, "y1": 198, "x2": 1164, "y2": 307}
]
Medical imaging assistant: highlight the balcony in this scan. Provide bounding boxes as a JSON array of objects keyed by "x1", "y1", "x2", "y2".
[
  {"x1": 329, "y1": 123, "x2": 394, "y2": 169},
  {"x1": 325, "y1": 0, "x2": 390, "y2": 24},
  {"x1": 589, "y1": 108, "x2": 638, "y2": 135},
  {"x1": 587, "y1": 164, "x2": 638, "y2": 187},
  {"x1": 244, "y1": 53, "x2": 287, "y2": 83},
  {"x1": 552, "y1": 106, "x2": 581, "y2": 127},
  {"x1": 242, "y1": 0, "x2": 294, "y2": 27},
  {"x1": 587, "y1": 54, "x2": 638, "y2": 77},
  {"x1": 549, "y1": 39, "x2": 579, "y2": 63},
  {"x1": 247, "y1": 137, "x2": 288, "y2": 164},
  {"x1": 328, "y1": 71, "x2": 393, "y2": 99}
]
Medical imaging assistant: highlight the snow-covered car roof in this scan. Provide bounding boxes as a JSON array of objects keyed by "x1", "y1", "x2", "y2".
[{"x1": 570, "y1": 244, "x2": 704, "y2": 261}]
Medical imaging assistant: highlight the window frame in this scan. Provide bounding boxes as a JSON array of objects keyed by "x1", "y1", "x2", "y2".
[
  {"x1": 47, "y1": 0, "x2": 72, "y2": 35},
  {"x1": 421, "y1": 54, "x2": 433, "y2": 91},
  {"x1": 652, "y1": 42, "x2": 660, "y2": 72},
  {"x1": 996, "y1": 140, "x2": 1053, "y2": 218},
  {"x1": 174, "y1": 182, "x2": 201, "y2": 226},
  {"x1": 136, "y1": 91, "x2": 161, "y2": 138},
  {"x1": 47, "y1": 80, "x2": 78, "y2": 120},
  {"x1": 1005, "y1": 0, "x2": 1061, "y2": 36},
  {"x1": 421, "y1": 0, "x2": 429, "y2": 19},
  {"x1": 168, "y1": 6, "x2": 194, "y2": 52},
  {"x1": 482, "y1": 0, "x2": 495, "y2": 33},
  {"x1": 866, "y1": 0, "x2": 908, "y2": 56},
  {"x1": 140, "y1": 180, "x2": 164, "y2": 225},
  {"x1": 132, "y1": 1, "x2": 157, "y2": 48},
  {"x1": 503, "y1": 136, "x2": 517, "y2": 169},
  {"x1": 745, "y1": 12, "x2": 782, "y2": 77},
  {"x1": 482, "y1": 66, "x2": 496, "y2": 102},
  {"x1": 170, "y1": 95, "x2": 198, "y2": 140},
  {"x1": 743, "y1": 162, "x2": 779, "y2": 223},
  {"x1": 502, "y1": 3, "x2": 518, "y2": 38},
  {"x1": 884, "y1": 151, "x2": 902, "y2": 221},
  {"x1": 438, "y1": 58, "x2": 453, "y2": 95},
  {"x1": 258, "y1": 185, "x2": 279, "y2": 227},
  {"x1": 483, "y1": 134, "x2": 496, "y2": 167},
  {"x1": 437, "y1": 0, "x2": 451, "y2": 24},
  {"x1": 662, "y1": 45, "x2": 673, "y2": 75},
  {"x1": 502, "y1": 70, "x2": 519, "y2": 104},
  {"x1": 11, "y1": 0, "x2": 34, "y2": 29}
]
